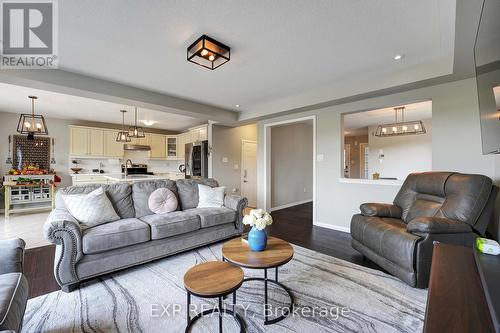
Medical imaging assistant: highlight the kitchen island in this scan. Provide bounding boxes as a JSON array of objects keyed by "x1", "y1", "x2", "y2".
[
  {"x1": 104, "y1": 174, "x2": 170, "y2": 183},
  {"x1": 71, "y1": 173, "x2": 182, "y2": 185}
]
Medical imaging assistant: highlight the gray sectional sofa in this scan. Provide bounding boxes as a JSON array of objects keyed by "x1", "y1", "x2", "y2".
[{"x1": 44, "y1": 179, "x2": 247, "y2": 292}]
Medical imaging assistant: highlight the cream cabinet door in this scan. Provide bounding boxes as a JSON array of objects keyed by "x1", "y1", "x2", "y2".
[
  {"x1": 190, "y1": 129, "x2": 200, "y2": 143},
  {"x1": 165, "y1": 135, "x2": 177, "y2": 159},
  {"x1": 104, "y1": 130, "x2": 124, "y2": 157},
  {"x1": 70, "y1": 127, "x2": 89, "y2": 156},
  {"x1": 150, "y1": 134, "x2": 166, "y2": 159},
  {"x1": 88, "y1": 128, "x2": 104, "y2": 156},
  {"x1": 199, "y1": 126, "x2": 208, "y2": 141},
  {"x1": 177, "y1": 133, "x2": 188, "y2": 160},
  {"x1": 136, "y1": 133, "x2": 151, "y2": 146}
]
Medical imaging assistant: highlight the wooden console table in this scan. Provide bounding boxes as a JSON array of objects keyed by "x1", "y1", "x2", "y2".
[{"x1": 424, "y1": 243, "x2": 495, "y2": 333}]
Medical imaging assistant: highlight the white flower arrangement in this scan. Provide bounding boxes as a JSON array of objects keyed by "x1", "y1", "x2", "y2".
[{"x1": 242, "y1": 208, "x2": 273, "y2": 230}]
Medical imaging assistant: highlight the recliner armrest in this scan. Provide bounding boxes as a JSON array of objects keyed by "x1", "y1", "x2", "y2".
[
  {"x1": 360, "y1": 203, "x2": 402, "y2": 218},
  {"x1": 0, "y1": 238, "x2": 25, "y2": 274},
  {"x1": 407, "y1": 216, "x2": 472, "y2": 234}
]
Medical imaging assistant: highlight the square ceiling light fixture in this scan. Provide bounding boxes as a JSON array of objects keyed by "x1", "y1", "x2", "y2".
[{"x1": 187, "y1": 35, "x2": 230, "y2": 70}]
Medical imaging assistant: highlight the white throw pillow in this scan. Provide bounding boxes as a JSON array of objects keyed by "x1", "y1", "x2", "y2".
[
  {"x1": 197, "y1": 184, "x2": 226, "y2": 208},
  {"x1": 62, "y1": 187, "x2": 120, "y2": 227},
  {"x1": 148, "y1": 188, "x2": 178, "y2": 214}
]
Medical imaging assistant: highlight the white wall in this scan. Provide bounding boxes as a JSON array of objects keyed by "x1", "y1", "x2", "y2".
[
  {"x1": 367, "y1": 119, "x2": 432, "y2": 181},
  {"x1": 211, "y1": 124, "x2": 257, "y2": 194},
  {"x1": 271, "y1": 121, "x2": 313, "y2": 207},
  {"x1": 257, "y1": 78, "x2": 500, "y2": 238}
]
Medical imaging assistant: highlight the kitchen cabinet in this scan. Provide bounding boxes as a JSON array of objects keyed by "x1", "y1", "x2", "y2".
[
  {"x1": 150, "y1": 134, "x2": 167, "y2": 159},
  {"x1": 88, "y1": 128, "x2": 104, "y2": 156},
  {"x1": 70, "y1": 127, "x2": 89, "y2": 156},
  {"x1": 103, "y1": 130, "x2": 124, "y2": 157},
  {"x1": 199, "y1": 126, "x2": 208, "y2": 141},
  {"x1": 166, "y1": 135, "x2": 178, "y2": 159},
  {"x1": 188, "y1": 125, "x2": 208, "y2": 143},
  {"x1": 71, "y1": 174, "x2": 109, "y2": 186},
  {"x1": 177, "y1": 132, "x2": 190, "y2": 160}
]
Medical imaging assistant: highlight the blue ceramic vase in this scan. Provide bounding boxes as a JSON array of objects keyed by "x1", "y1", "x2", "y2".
[{"x1": 248, "y1": 226, "x2": 267, "y2": 251}]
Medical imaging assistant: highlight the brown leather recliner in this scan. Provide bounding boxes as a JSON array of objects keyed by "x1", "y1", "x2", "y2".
[{"x1": 350, "y1": 172, "x2": 498, "y2": 288}]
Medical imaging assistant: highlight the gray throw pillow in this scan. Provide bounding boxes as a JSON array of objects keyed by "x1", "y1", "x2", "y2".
[{"x1": 62, "y1": 187, "x2": 120, "y2": 227}]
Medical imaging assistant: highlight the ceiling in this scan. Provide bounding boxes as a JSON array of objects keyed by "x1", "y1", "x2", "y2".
[
  {"x1": 0, "y1": 83, "x2": 204, "y2": 131},
  {"x1": 55, "y1": 0, "x2": 455, "y2": 116},
  {"x1": 343, "y1": 101, "x2": 432, "y2": 136}
]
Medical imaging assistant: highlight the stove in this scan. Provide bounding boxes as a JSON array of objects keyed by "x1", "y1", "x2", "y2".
[{"x1": 121, "y1": 163, "x2": 154, "y2": 175}]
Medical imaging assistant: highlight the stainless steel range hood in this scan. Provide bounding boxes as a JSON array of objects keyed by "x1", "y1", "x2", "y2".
[{"x1": 123, "y1": 144, "x2": 151, "y2": 151}]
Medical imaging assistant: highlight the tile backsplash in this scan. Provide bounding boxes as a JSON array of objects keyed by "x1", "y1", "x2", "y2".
[{"x1": 69, "y1": 151, "x2": 184, "y2": 174}]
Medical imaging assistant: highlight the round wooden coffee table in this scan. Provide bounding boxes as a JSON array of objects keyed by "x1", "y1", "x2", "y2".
[
  {"x1": 222, "y1": 237, "x2": 294, "y2": 325},
  {"x1": 184, "y1": 261, "x2": 245, "y2": 333}
]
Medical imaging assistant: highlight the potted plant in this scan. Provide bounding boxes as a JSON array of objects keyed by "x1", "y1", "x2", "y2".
[{"x1": 243, "y1": 209, "x2": 273, "y2": 251}]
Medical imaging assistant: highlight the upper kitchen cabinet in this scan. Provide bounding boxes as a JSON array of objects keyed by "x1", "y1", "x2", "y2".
[
  {"x1": 177, "y1": 132, "x2": 190, "y2": 159},
  {"x1": 70, "y1": 126, "x2": 104, "y2": 157},
  {"x1": 103, "y1": 130, "x2": 124, "y2": 157},
  {"x1": 70, "y1": 126, "x2": 122, "y2": 158},
  {"x1": 166, "y1": 135, "x2": 178, "y2": 159},
  {"x1": 70, "y1": 126, "x2": 89, "y2": 156},
  {"x1": 88, "y1": 128, "x2": 104, "y2": 156},
  {"x1": 150, "y1": 133, "x2": 167, "y2": 159},
  {"x1": 189, "y1": 125, "x2": 208, "y2": 142}
]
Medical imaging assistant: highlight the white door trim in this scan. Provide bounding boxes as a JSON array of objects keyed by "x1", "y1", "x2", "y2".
[
  {"x1": 241, "y1": 139, "x2": 257, "y2": 207},
  {"x1": 263, "y1": 115, "x2": 316, "y2": 223}
]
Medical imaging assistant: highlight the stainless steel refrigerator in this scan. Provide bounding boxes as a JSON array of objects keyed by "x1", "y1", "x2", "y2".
[{"x1": 185, "y1": 140, "x2": 208, "y2": 179}]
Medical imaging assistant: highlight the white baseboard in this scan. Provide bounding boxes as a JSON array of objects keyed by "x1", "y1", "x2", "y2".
[
  {"x1": 269, "y1": 199, "x2": 312, "y2": 212},
  {"x1": 313, "y1": 221, "x2": 350, "y2": 233}
]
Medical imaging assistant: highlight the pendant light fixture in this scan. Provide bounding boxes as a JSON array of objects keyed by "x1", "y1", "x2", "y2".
[
  {"x1": 116, "y1": 110, "x2": 131, "y2": 142},
  {"x1": 128, "y1": 107, "x2": 145, "y2": 138},
  {"x1": 375, "y1": 107, "x2": 426, "y2": 137},
  {"x1": 16, "y1": 96, "x2": 49, "y2": 140}
]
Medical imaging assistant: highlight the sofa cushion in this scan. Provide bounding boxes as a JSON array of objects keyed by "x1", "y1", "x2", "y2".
[
  {"x1": 176, "y1": 179, "x2": 219, "y2": 210},
  {"x1": 185, "y1": 207, "x2": 236, "y2": 228},
  {"x1": 62, "y1": 187, "x2": 120, "y2": 227},
  {"x1": 55, "y1": 183, "x2": 135, "y2": 219},
  {"x1": 82, "y1": 218, "x2": 150, "y2": 254},
  {"x1": 0, "y1": 273, "x2": 28, "y2": 332},
  {"x1": 140, "y1": 212, "x2": 200, "y2": 240},
  {"x1": 197, "y1": 184, "x2": 226, "y2": 208},
  {"x1": 132, "y1": 180, "x2": 178, "y2": 218},
  {"x1": 148, "y1": 188, "x2": 178, "y2": 214},
  {"x1": 350, "y1": 214, "x2": 420, "y2": 270}
]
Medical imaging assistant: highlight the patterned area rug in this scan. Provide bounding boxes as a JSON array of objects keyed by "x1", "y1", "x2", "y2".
[{"x1": 22, "y1": 242, "x2": 427, "y2": 333}]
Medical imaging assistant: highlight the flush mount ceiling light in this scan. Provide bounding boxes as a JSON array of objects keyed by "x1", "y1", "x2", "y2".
[
  {"x1": 394, "y1": 54, "x2": 404, "y2": 60},
  {"x1": 116, "y1": 110, "x2": 131, "y2": 142},
  {"x1": 128, "y1": 107, "x2": 145, "y2": 138},
  {"x1": 17, "y1": 96, "x2": 48, "y2": 140},
  {"x1": 375, "y1": 107, "x2": 426, "y2": 137},
  {"x1": 140, "y1": 120, "x2": 158, "y2": 126},
  {"x1": 187, "y1": 35, "x2": 230, "y2": 70}
]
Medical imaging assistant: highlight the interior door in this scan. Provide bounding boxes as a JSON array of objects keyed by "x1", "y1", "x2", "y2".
[{"x1": 241, "y1": 140, "x2": 257, "y2": 207}]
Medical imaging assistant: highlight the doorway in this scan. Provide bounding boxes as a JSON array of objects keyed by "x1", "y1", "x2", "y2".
[
  {"x1": 241, "y1": 140, "x2": 257, "y2": 208},
  {"x1": 263, "y1": 116, "x2": 316, "y2": 221}
]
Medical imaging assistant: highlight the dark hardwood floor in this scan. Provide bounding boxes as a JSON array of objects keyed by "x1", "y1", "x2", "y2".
[
  {"x1": 264, "y1": 202, "x2": 382, "y2": 270},
  {"x1": 24, "y1": 202, "x2": 381, "y2": 298}
]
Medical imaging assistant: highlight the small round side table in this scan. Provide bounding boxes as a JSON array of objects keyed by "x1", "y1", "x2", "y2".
[
  {"x1": 222, "y1": 236, "x2": 294, "y2": 325},
  {"x1": 183, "y1": 261, "x2": 246, "y2": 333}
]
